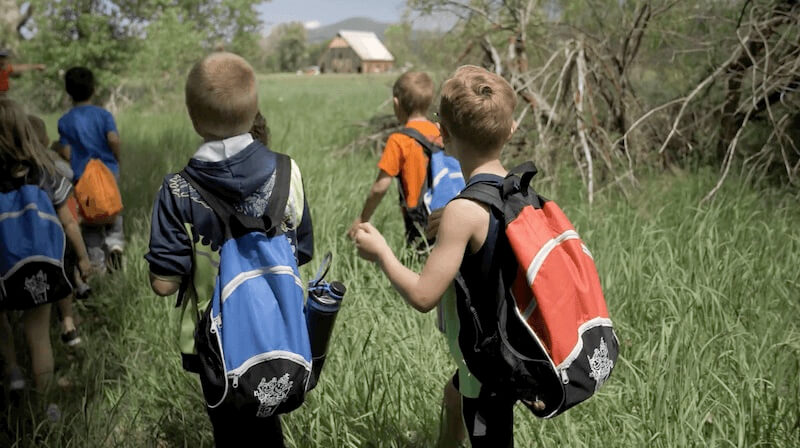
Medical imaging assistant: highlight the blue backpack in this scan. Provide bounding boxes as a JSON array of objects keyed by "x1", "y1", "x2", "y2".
[
  {"x1": 0, "y1": 168, "x2": 71, "y2": 309},
  {"x1": 395, "y1": 128, "x2": 465, "y2": 236},
  {"x1": 180, "y1": 154, "x2": 312, "y2": 418}
]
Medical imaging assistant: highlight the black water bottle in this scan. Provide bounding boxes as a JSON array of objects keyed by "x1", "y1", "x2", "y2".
[{"x1": 305, "y1": 253, "x2": 346, "y2": 390}]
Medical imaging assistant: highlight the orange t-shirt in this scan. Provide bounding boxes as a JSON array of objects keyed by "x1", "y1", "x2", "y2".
[
  {"x1": 0, "y1": 64, "x2": 13, "y2": 92},
  {"x1": 378, "y1": 120, "x2": 442, "y2": 208}
]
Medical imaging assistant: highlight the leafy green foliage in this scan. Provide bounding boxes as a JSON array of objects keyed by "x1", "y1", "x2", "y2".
[
  {"x1": 4, "y1": 74, "x2": 798, "y2": 447},
  {"x1": 14, "y1": 0, "x2": 265, "y2": 110}
]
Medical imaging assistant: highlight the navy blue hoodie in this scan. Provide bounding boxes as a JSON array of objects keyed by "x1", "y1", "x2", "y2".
[{"x1": 145, "y1": 141, "x2": 313, "y2": 371}]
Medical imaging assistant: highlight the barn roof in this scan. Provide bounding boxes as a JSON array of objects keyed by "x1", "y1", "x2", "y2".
[{"x1": 337, "y1": 30, "x2": 394, "y2": 62}]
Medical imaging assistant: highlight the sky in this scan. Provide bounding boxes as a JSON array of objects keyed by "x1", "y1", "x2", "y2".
[{"x1": 257, "y1": 0, "x2": 407, "y2": 32}]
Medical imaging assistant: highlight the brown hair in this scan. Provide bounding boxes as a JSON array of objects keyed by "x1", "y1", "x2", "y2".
[
  {"x1": 27, "y1": 114, "x2": 50, "y2": 148},
  {"x1": 439, "y1": 65, "x2": 517, "y2": 150},
  {"x1": 0, "y1": 99, "x2": 53, "y2": 173},
  {"x1": 393, "y1": 71, "x2": 434, "y2": 116},
  {"x1": 185, "y1": 52, "x2": 258, "y2": 139},
  {"x1": 250, "y1": 111, "x2": 270, "y2": 147}
]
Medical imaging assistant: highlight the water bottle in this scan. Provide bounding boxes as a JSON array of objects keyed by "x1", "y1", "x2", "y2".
[{"x1": 305, "y1": 253, "x2": 346, "y2": 390}]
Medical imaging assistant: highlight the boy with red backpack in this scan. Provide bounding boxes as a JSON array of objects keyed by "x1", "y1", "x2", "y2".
[
  {"x1": 53, "y1": 66, "x2": 124, "y2": 273},
  {"x1": 353, "y1": 66, "x2": 618, "y2": 447}
]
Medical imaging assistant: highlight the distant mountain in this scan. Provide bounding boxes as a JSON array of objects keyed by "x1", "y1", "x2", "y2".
[{"x1": 307, "y1": 17, "x2": 391, "y2": 44}]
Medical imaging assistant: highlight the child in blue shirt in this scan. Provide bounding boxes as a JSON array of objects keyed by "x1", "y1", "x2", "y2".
[{"x1": 54, "y1": 67, "x2": 124, "y2": 272}]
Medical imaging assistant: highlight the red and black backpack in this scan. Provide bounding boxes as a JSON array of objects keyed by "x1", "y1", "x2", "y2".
[{"x1": 454, "y1": 162, "x2": 619, "y2": 418}]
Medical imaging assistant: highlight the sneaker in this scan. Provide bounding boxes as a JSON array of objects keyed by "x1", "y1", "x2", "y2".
[
  {"x1": 75, "y1": 283, "x2": 92, "y2": 300},
  {"x1": 106, "y1": 247, "x2": 123, "y2": 272},
  {"x1": 7, "y1": 365, "x2": 25, "y2": 391},
  {"x1": 61, "y1": 329, "x2": 82, "y2": 347},
  {"x1": 46, "y1": 403, "x2": 61, "y2": 422}
]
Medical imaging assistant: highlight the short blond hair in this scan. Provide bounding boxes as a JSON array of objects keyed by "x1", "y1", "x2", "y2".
[
  {"x1": 393, "y1": 71, "x2": 434, "y2": 115},
  {"x1": 185, "y1": 52, "x2": 258, "y2": 139},
  {"x1": 439, "y1": 65, "x2": 516, "y2": 150}
]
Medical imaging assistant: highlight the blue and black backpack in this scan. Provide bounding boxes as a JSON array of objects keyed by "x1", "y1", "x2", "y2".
[
  {"x1": 395, "y1": 128, "x2": 465, "y2": 241},
  {"x1": 0, "y1": 167, "x2": 71, "y2": 309},
  {"x1": 180, "y1": 154, "x2": 312, "y2": 418}
]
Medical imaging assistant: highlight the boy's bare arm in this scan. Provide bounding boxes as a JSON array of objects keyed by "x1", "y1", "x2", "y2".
[
  {"x1": 107, "y1": 131, "x2": 121, "y2": 163},
  {"x1": 149, "y1": 272, "x2": 180, "y2": 296},
  {"x1": 355, "y1": 199, "x2": 483, "y2": 312},
  {"x1": 9, "y1": 63, "x2": 45, "y2": 76},
  {"x1": 57, "y1": 200, "x2": 91, "y2": 279},
  {"x1": 348, "y1": 170, "x2": 393, "y2": 238}
]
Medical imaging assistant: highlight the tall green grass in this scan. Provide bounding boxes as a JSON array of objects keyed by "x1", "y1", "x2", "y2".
[{"x1": 2, "y1": 73, "x2": 798, "y2": 447}]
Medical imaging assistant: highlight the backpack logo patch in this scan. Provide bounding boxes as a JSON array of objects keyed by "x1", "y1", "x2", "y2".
[
  {"x1": 24, "y1": 271, "x2": 49, "y2": 305},
  {"x1": 254, "y1": 373, "x2": 293, "y2": 418},
  {"x1": 588, "y1": 337, "x2": 613, "y2": 390}
]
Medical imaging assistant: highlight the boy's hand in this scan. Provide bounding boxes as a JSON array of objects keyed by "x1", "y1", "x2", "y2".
[
  {"x1": 354, "y1": 223, "x2": 390, "y2": 263},
  {"x1": 78, "y1": 257, "x2": 92, "y2": 281},
  {"x1": 425, "y1": 209, "x2": 444, "y2": 240},
  {"x1": 347, "y1": 218, "x2": 363, "y2": 240}
]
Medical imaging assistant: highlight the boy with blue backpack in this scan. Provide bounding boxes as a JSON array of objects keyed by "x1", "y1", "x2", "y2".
[
  {"x1": 348, "y1": 71, "x2": 464, "y2": 250},
  {"x1": 145, "y1": 52, "x2": 313, "y2": 446},
  {"x1": 354, "y1": 66, "x2": 618, "y2": 447}
]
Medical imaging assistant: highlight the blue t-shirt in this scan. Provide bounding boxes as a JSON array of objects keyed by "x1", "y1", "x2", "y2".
[{"x1": 58, "y1": 105, "x2": 118, "y2": 180}]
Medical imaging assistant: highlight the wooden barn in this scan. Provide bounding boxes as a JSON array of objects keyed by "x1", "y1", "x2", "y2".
[{"x1": 319, "y1": 30, "x2": 394, "y2": 74}]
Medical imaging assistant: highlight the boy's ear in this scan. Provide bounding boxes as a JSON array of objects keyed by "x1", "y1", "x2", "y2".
[
  {"x1": 509, "y1": 120, "x2": 518, "y2": 138},
  {"x1": 392, "y1": 97, "x2": 400, "y2": 109}
]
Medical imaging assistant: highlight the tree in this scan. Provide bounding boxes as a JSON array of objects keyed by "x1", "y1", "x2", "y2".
[{"x1": 275, "y1": 23, "x2": 307, "y2": 72}]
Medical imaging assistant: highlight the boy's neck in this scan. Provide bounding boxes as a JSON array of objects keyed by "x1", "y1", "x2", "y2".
[
  {"x1": 405, "y1": 112, "x2": 428, "y2": 123},
  {"x1": 73, "y1": 100, "x2": 91, "y2": 107},
  {"x1": 461, "y1": 156, "x2": 506, "y2": 181}
]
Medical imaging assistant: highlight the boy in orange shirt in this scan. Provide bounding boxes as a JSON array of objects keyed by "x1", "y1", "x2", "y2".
[{"x1": 348, "y1": 71, "x2": 443, "y2": 247}]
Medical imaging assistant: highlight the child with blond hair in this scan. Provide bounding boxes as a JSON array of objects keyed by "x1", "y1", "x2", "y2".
[
  {"x1": 145, "y1": 52, "x2": 313, "y2": 446},
  {"x1": 354, "y1": 66, "x2": 520, "y2": 447}
]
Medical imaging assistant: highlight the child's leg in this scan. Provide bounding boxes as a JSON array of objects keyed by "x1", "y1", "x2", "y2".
[
  {"x1": 206, "y1": 404, "x2": 285, "y2": 447},
  {"x1": 22, "y1": 304, "x2": 54, "y2": 392},
  {"x1": 105, "y1": 215, "x2": 124, "y2": 271},
  {"x1": 81, "y1": 224, "x2": 107, "y2": 274},
  {"x1": 438, "y1": 376, "x2": 466, "y2": 448},
  {"x1": 0, "y1": 312, "x2": 23, "y2": 385},
  {"x1": 460, "y1": 389, "x2": 516, "y2": 448},
  {"x1": 57, "y1": 295, "x2": 81, "y2": 346}
]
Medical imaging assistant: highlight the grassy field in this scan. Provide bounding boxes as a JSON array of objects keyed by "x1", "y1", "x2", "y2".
[{"x1": 2, "y1": 73, "x2": 799, "y2": 447}]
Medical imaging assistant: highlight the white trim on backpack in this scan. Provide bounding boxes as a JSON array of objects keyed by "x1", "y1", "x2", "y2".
[
  {"x1": 0, "y1": 202, "x2": 61, "y2": 225},
  {"x1": 227, "y1": 350, "x2": 312, "y2": 377},
  {"x1": 220, "y1": 266, "x2": 303, "y2": 303},
  {"x1": 1, "y1": 256, "x2": 64, "y2": 281},
  {"x1": 525, "y1": 230, "x2": 581, "y2": 287},
  {"x1": 554, "y1": 317, "x2": 614, "y2": 371}
]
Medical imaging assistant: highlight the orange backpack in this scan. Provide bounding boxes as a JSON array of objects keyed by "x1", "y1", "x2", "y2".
[{"x1": 74, "y1": 159, "x2": 123, "y2": 224}]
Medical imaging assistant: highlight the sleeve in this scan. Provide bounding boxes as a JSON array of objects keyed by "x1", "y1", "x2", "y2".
[
  {"x1": 144, "y1": 179, "x2": 193, "y2": 279},
  {"x1": 288, "y1": 160, "x2": 313, "y2": 266},
  {"x1": 377, "y1": 134, "x2": 403, "y2": 177},
  {"x1": 295, "y1": 195, "x2": 314, "y2": 267},
  {"x1": 57, "y1": 116, "x2": 69, "y2": 147},
  {"x1": 103, "y1": 109, "x2": 118, "y2": 134},
  {"x1": 46, "y1": 170, "x2": 72, "y2": 208}
]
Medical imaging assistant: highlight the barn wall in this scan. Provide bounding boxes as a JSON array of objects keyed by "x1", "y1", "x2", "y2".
[
  {"x1": 362, "y1": 61, "x2": 394, "y2": 73},
  {"x1": 319, "y1": 47, "x2": 362, "y2": 74}
]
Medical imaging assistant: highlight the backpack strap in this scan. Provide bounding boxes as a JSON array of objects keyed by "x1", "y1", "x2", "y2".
[
  {"x1": 179, "y1": 152, "x2": 292, "y2": 236},
  {"x1": 394, "y1": 127, "x2": 443, "y2": 196},
  {"x1": 394, "y1": 127, "x2": 443, "y2": 157},
  {"x1": 457, "y1": 182, "x2": 505, "y2": 216},
  {"x1": 266, "y1": 153, "x2": 292, "y2": 233}
]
